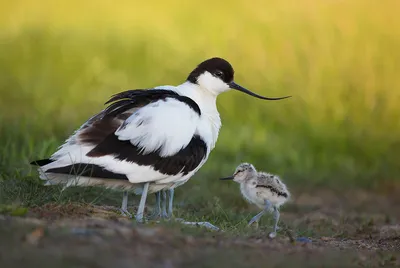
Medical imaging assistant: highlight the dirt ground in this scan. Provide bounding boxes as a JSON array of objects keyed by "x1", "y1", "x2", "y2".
[{"x1": 0, "y1": 188, "x2": 399, "y2": 268}]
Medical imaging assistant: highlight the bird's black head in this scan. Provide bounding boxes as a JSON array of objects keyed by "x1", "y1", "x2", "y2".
[
  {"x1": 187, "y1": 57, "x2": 234, "y2": 84},
  {"x1": 186, "y1": 57, "x2": 292, "y2": 100}
]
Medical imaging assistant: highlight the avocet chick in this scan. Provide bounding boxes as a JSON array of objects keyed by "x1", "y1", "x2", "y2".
[{"x1": 220, "y1": 163, "x2": 290, "y2": 238}]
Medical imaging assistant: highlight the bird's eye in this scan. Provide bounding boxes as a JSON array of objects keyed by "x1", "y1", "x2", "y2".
[{"x1": 214, "y1": 70, "x2": 224, "y2": 79}]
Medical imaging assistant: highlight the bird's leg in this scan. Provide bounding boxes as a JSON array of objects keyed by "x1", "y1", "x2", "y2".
[
  {"x1": 161, "y1": 190, "x2": 168, "y2": 219},
  {"x1": 149, "y1": 192, "x2": 161, "y2": 219},
  {"x1": 248, "y1": 200, "x2": 272, "y2": 226},
  {"x1": 135, "y1": 182, "x2": 149, "y2": 223},
  {"x1": 167, "y1": 188, "x2": 174, "y2": 218},
  {"x1": 120, "y1": 191, "x2": 132, "y2": 218},
  {"x1": 248, "y1": 210, "x2": 266, "y2": 227},
  {"x1": 268, "y1": 207, "x2": 280, "y2": 239}
]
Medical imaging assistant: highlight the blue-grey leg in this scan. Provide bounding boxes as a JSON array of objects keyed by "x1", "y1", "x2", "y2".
[
  {"x1": 155, "y1": 192, "x2": 161, "y2": 214},
  {"x1": 135, "y1": 182, "x2": 149, "y2": 223},
  {"x1": 161, "y1": 190, "x2": 168, "y2": 218},
  {"x1": 248, "y1": 200, "x2": 272, "y2": 226},
  {"x1": 149, "y1": 192, "x2": 161, "y2": 219},
  {"x1": 269, "y1": 207, "x2": 280, "y2": 239},
  {"x1": 247, "y1": 210, "x2": 266, "y2": 226},
  {"x1": 120, "y1": 191, "x2": 132, "y2": 218},
  {"x1": 167, "y1": 188, "x2": 174, "y2": 218}
]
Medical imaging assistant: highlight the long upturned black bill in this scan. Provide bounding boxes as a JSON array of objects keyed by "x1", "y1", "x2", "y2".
[
  {"x1": 219, "y1": 176, "x2": 234, "y2": 180},
  {"x1": 228, "y1": 81, "x2": 291, "y2": 100}
]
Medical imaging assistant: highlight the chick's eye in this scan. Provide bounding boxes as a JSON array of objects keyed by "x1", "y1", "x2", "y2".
[{"x1": 214, "y1": 70, "x2": 224, "y2": 79}]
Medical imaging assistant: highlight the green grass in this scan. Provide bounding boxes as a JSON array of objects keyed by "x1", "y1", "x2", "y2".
[{"x1": 1, "y1": 0, "x2": 400, "y2": 212}]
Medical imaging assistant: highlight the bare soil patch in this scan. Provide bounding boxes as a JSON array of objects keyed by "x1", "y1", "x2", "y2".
[{"x1": 1, "y1": 189, "x2": 399, "y2": 268}]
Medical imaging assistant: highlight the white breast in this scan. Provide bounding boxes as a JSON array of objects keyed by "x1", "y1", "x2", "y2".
[
  {"x1": 173, "y1": 81, "x2": 222, "y2": 150},
  {"x1": 240, "y1": 183, "x2": 258, "y2": 206}
]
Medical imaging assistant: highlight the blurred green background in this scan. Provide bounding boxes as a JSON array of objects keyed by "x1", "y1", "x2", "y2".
[{"x1": 1, "y1": 0, "x2": 399, "y2": 192}]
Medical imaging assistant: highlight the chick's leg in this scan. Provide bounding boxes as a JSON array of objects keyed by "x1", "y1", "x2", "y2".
[
  {"x1": 268, "y1": 207, "x2": 281, "y2": 238},
  {"x1": 248, "y1": 200, "x2": 272, "y2": 226}
]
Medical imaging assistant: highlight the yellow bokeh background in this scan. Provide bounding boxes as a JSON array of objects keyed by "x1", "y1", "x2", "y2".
[{"x1": 1, "y1": 0, "x2": 399, "y2": 185}]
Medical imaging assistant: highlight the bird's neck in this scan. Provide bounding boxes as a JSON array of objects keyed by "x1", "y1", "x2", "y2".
[
  {"x1": 175, "y1": 82, "x2": 218, "y2": 112},
  {"x1": 175, "y1": 82, "x2": 222, "y2": 150},
  {"x1": 240, "y1": 182, "x2": 254, "y2": 204}
]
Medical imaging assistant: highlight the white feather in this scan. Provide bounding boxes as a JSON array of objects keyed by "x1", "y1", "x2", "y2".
[
  {"x1": 115, "y1": 97, "x2": 200, "y2": 157},
  {"x1": 196, "y1": 71, "x2": 230, "y2": 95}
]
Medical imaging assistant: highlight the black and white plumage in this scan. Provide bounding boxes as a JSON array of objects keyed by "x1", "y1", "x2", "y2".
[
  {"x1": 31, "y1": 57, "x2": 291, "y2": 222},
  {"x1": 220, "y1": 163, "x2": 290, "y2": 238}
]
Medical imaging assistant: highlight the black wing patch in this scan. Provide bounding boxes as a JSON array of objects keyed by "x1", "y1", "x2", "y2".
[
  {"x1": 103, "y1": 89, "x2": 201, "y2": 117},
  {"x1": 46, "y1": 163, "x2": 129, "y2": 180},
  {"x1": 87, "y1": 134, "x2": 207, "y2": 176},
  {"x1": 30, "y1": 159, "x2": 129, "y2": 180},
  {"x1": 255, "y1": 185, "x2": 288, "y2": 198},
  {"x1": 78, "y1": 115, "x2": 122, "y2": 145},
  {"x1": 30, "y1": 159, "x2": 54, "y2": 166}
]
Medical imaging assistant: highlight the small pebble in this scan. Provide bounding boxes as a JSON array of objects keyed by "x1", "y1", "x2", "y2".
[
  {"x1": 296, "y1": 237, "x2": 312, "y2": 243},
  {"x1": 321, "y1": 236, "x2": 333, "y2": 241},
  {"x1": 268, "y1": 232, "x2": 277, "y2": 239},
  {"x1": 25, "y1": 227, "x2": 45, "y2": 245}
]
